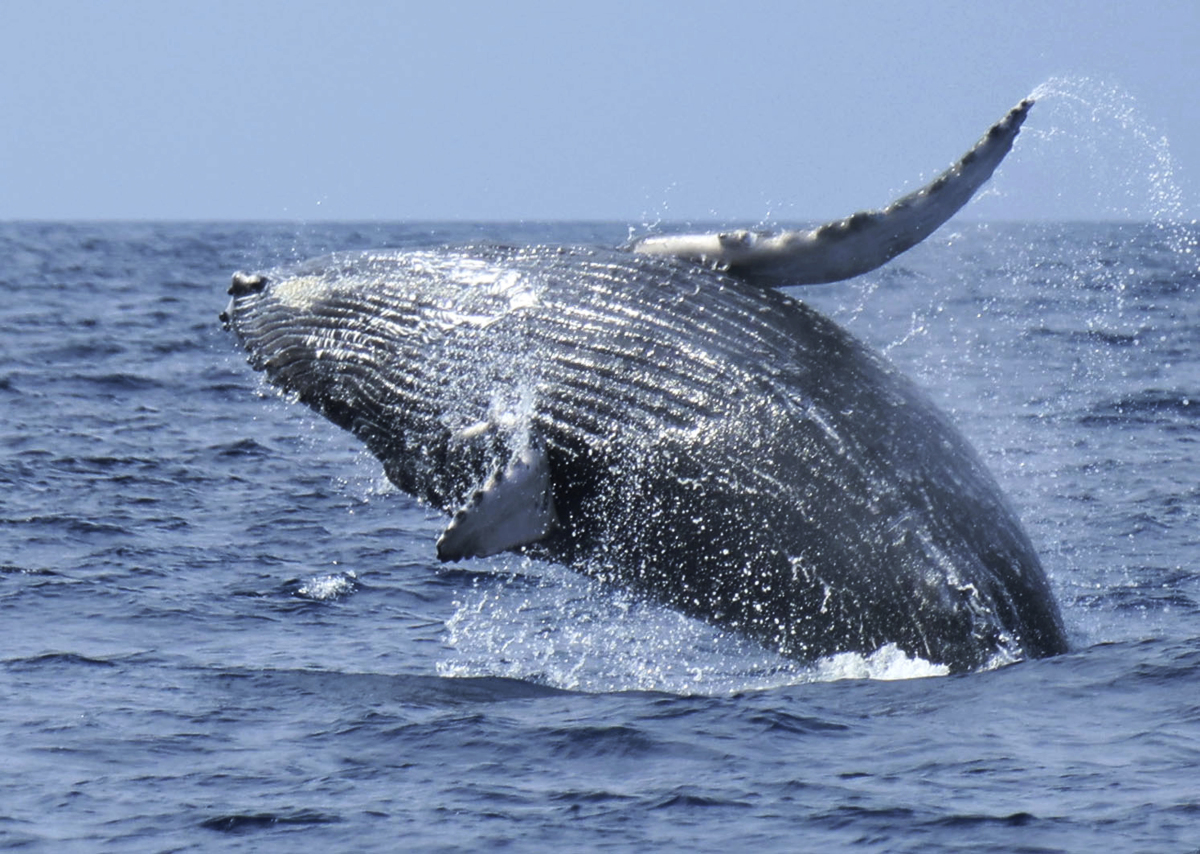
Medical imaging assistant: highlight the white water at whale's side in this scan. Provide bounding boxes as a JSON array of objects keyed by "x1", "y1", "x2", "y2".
[{"x1": 435, "y1": 557, "x2": 952, "y2": 694}]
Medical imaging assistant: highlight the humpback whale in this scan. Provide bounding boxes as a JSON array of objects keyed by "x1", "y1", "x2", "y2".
[{"x1": 223, "y1": 99, "x2": 1068, "y2": 672}]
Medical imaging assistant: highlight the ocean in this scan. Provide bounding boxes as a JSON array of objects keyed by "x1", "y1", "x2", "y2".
[{"x1": 1, "y1": 219, "x2": 1198, "y2": 851}]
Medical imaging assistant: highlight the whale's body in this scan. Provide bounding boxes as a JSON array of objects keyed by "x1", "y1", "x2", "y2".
[{"x1": 223, "y1": 99, "x2": 1068, "y2": 671}]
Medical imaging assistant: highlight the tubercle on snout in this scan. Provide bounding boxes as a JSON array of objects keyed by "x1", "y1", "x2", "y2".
[
  {"x1": 229, "y1": 271, "x2": 268, "y2": 297},
  {"x1": 221, "y1": 271, "x2": 271, "y2": 330}
]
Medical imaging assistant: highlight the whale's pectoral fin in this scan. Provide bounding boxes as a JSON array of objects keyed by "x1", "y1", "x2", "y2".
[
  {"x1": 631, "y1": 98, "x2": 1034, "y2": 287},
  {"x1": 435, "y1": 439, "x2": 559, "y2": 561}
]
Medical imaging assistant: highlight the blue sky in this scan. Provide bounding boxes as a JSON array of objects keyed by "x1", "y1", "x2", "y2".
[{"x1": 2, "y1": 0, "x2": 1196, "y2": 223}]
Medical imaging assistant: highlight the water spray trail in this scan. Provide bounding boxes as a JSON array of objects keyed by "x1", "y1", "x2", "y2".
[{"x1": 1028, "y1": 76, "x2": 1197, "y2": 265}]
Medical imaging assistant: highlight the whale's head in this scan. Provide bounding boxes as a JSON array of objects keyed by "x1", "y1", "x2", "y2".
[{"x1": 221, "y1": 249, "x2": 558, "y2": 513}]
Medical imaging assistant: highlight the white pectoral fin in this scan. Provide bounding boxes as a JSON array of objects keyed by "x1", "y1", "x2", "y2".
[
  {"x1": 632, "y1": 98, "x2": 1034, "y2": 286},
  {"x1": 435, "y1": 441, "x2": 559, "y2": 561}
]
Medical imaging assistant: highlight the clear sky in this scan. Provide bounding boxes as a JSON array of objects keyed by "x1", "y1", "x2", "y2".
[{"x1": 2, "y1": 0, "x2": 1196, "y2": 223}]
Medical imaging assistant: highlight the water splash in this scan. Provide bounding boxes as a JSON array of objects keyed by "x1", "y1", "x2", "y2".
[
  {"x1": 296, "y1": 569, "x2": 357, "y2": 601},
  {"x1": 637, "y1": 181, "x2": 679, "y2": 239},
  {"x1": 436, "y1": 559, "x2": 952, "y2": 694},
  {"x1": 996, "y1": 76, "x2": 1200, "y2": 366},
  {"x1": 1025, "y1": 76, "x2": 1196, "y2": 261}
]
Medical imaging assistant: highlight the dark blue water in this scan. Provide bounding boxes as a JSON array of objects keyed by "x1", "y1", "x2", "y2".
[{"x1": 2, "y1": 220, "x2": 1198, "y2": 852}]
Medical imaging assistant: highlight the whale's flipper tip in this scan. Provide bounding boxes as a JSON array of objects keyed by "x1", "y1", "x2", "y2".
[
  {"x1": 992, "y1": 98, "x2": 1033, "y2": 140},
  {"x1": 630, "y1": 96, "x2": 1035, "y2": 288}
]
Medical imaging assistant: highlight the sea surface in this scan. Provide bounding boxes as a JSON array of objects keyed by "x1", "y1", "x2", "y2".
[{"x1": 2, "y1": 220, "x2": 1198, "y2": 852}]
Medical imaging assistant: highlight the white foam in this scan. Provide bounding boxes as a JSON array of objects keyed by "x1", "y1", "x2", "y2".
[{"x1": 810, "y1": 643, "x2": 950, "y2": 682}]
